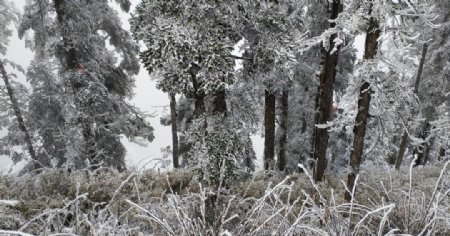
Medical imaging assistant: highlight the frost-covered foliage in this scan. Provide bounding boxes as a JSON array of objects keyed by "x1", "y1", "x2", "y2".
[
  {"x1": 131, "y1": 0, "x2": 254, "y2": 182},
  {"x1": 416, "y1": 0, "x2": 450, "y2": 159},
  {"x1": 314, "y1": 0, "x2": 446, "y2": 172},
  {"x1": 187, "y1": 116, "x2": 252, "y2": 187},
  {"x1": 0, "y1": 0, "x2": 19, "y2": 54},
  {"x1": 16, "y1": 0, "x2": 154, "y2": 171},
  {"x1": 237, "y1": 0, "x2": 306, "y2": 90},
  {"x1": 0, "y1": 161, "x2": 447, "y2": 235},
  {"x1": 0, "y1": 1, "x2": 41, "y2": 168},
  {"x1": 131, "y1": 0, "x2": 237, "y2": 95}
]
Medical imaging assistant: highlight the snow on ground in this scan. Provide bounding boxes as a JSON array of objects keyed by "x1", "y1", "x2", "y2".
[{"x1": 0, "y1": 200, "x2": 19, "y2": 207}]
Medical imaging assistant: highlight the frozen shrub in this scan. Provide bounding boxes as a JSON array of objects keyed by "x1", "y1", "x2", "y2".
[{"x1": 0, "y1": 161, "x2": 448, "y2": 235}]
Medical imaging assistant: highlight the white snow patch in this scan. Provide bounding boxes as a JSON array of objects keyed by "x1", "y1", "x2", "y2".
[{"x1": 0, "y1": 199, "x2": 19, "y2": 206}]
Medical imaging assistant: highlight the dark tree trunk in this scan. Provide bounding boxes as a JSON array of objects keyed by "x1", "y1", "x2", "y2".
[
  {"x1": 313, "y1": 0, "x2": 342, "y2": 182},
  {"x1": 413, "y1": 44, "x2": 428, "y2": 95},
  {"x1": 54, "y1": 0, "x2": 97, "y2": 169},
  {"x1": 191, "y1": 74, "x2": 205, "y2": 119},
  {"x1": 423, "y1": 135, "x2": 434, "y2": 165},
  {"x1": 264, "y1": 89, "x2": 276, "y2": 170},
  {"x1": 438, "y1": 146, "x2": 445, "y2": 161},
  {"x1": 414, "y1": 121, "x2": 430, "y2": 166},
  {"x1": 395, "y1": 44, "x2": 428, "y2": 170},
  {"x1": 395, "y1": 132, "x2": 408, "y2": 170},
  {"x1": 213, "y1": 88, "x2": 227, "y2": 116},
  {"x1": 345, "y1": 17, "x2": 380, "y2": 202},
  {"x1": 82, "y1": 122, "x2": 98, "y2": 168},
  {"x1": 54, "y1": 0, "x2": 77, "y2": 70},
  {"x1": 170, "y1": 94, "x2": 180, "y2": 169},
  {"x1": 278, "y1": 89, "x2": 288, "y2": 171},
  {"x1": 0, "y1": 60, "x2": 39, "y2": 168}
]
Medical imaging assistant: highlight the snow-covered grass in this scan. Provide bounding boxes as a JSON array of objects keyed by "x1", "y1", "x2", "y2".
[{"x1": 0, "y1": 161, "x2": 448, "y2": 235}]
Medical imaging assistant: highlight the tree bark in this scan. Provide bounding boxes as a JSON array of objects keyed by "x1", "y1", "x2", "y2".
[
  {"x1": 345, "y1": 17, "x2": 380, "y2": 202},
  {"x1": 170, "y1": 93, "x2": 179, "y2": 169},
  {"x1": 264, "y1": 89, "x2": 276, "y2": 170},
  {"x1": 191, "y1": 73, "x2": 205, "y2": 119},
  {"x1": 0, "y1": 60, "x2": 39, "y2": 168},
  {"x1": 414, "y1": 121, "x2": 430, "y2": 166},
  {"x1": 388, "y1": 134, "x2": 399, "y2": 165},
  {"x1": 313, "y1": 0, "x2": 342, "y2": 182},
  {"x1": 278, "y1": 89, "x2": 288, "y2": 171},
  {"x1": 394, "y1": 132, "x2": 408, "y2": 170},
  {"x1": 213, "y1": 88, "x2": 227, "y2": 116},
  {"x1": 54, "y1": 0, "x2": 77, "y2": 70},
  {"x1": 54, "y1": 0, "x2": 97, "y2": 168},
  {"x1": 395, "y1": 44, "x2": 428, "y2": 170},
  {"x1": 438, "y1": 146, "x2": 445, "y2": 161},
  {"x1": 423, "y1": 133, "x2": 434, "y2": 165}
]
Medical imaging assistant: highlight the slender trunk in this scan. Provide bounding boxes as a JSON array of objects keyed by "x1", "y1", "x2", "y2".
[
  {"x1": 438, "y1": 146, "x2": 445, "y2": 161},
  {"x1": 345, "y1": 17, "x2": 380, "y2": 202},
  {"x1": 36, "y1": 0, "x2": 48, "y2": 59},
  {"x1": 313, "y1": 0, "x2": 342, "y2": 181},
  {"x1": 423, "y1": 135, "x2": 433, "y2": 165},
  {"x1": 413, "y1": 44, "x2": 428, "y2": 94},
  {"x1": 395, "y1": 44, "x2": 428, "y2": 170},
  {"x1": 388, "y1": 135, "x2": 399, "y2": 165},
  {"x1": 0, "y1": 60, "x2": 39, "y2": 168},
  {"x1": 277, "y1": 89, "x2": 288, "y2": 171},
  {"x1": 414, "y1": 121, "x2": 430, "y2": 166},
  {"x1": 54, "y1": 0, "x2": 97, "y2": 168},
  {"x1": 395, "y1": 132, "x2": 408, "y2": 170},
  {"x1": 264, "y1": 89, "x2": 276, "y2": 170},
  {"x1": 170, "y1": 93, "x2": 179, "y2": 169}
]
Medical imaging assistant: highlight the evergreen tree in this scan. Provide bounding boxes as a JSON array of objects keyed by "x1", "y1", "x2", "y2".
[
  {"x1": 132, "y1": 0, "x2": 249, "y2": 185},
  {"x1": 18, "y1": 0, "x2": 154, "y2": 171},
  {"x1": 0, "y1": 0, "x2": 43, "y2": 170},
  {"x1": 312, "y1": 0, "x2": 343, "y2": 181},
  {"x1": 236, "y1": 0, "x2": 306, "y2": 171}
]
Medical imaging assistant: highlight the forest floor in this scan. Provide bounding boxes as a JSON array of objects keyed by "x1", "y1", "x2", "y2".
[{"x1": 0, "y1": 161, "x2": 448, "y2": 235}]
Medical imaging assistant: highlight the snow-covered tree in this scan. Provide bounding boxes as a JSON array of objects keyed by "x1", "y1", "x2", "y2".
[
  {"x1": 17, "y1": 0, "x2": 154, "y2": 171},
  {"x1": 0, "y1": 0, "x2": 42, "y2": 170},
  {"x1": 131, "y1": 0, "x2": 251, "y2": 185},
  {"x1": 236, "y1": 0, "x2": 306, "y2": 171}
]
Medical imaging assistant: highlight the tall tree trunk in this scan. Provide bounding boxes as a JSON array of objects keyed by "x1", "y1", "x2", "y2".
[
  {"x1": 54, "y1": 0, "x2": 97, "y2": 168},
  {"x1": 264, "y1": 89, "x2": 276, "y2": 170},
  {"x1": 395, "y1": 44, "x2": 428, "y2": 170},
  {"x1": 313, "y1": 0, "x2": 342, "y2": 181},
  {"x1": 170, "y1": 93, "x2": 179, "y2": 169},
  {"x1": 345, "y1": 17, "x2": 380, "y2": 202},
  {"x1": 0, "y1": 60, "x2": 39, "y2": 168},
  {"x1": 278, "y1": 89, "x2": 288, "y2": 171}
]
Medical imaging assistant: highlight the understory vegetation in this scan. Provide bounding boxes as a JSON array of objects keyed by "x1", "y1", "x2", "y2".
[{"x1": 0, "y1": 161, "x2": 448, "y2": 236}]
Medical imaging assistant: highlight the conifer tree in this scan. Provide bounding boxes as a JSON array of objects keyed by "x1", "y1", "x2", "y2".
[
  {"x1": 0, "y1": 0, "x2": 42, "y2": 170},
  {"x1": 18, "y1": 0, "x2": 154, "y2": 171}
]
